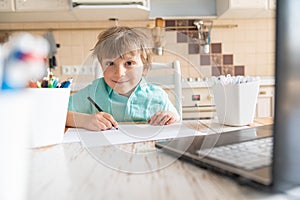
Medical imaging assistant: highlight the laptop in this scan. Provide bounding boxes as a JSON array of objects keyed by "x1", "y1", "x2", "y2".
[{"x1": 155, "y1": 0, "x2": 300, "y2": 192}]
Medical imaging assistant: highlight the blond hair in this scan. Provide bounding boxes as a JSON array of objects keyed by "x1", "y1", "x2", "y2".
[{"x1": 92, "y1": 26, "x2": 152, "y2": 71}]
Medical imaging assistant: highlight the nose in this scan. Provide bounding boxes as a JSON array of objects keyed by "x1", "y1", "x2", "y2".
[{"x1": 114, "y1": 64, "x2": 126, "y2": 77}]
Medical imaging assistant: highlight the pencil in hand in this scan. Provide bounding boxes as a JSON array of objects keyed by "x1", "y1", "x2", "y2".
[
  {"x1": 87, "y1": 97, "x2": 103, "y2": 112},
  {"x1": 87, "y1": 97, "x2": 118, "y2": 130}
]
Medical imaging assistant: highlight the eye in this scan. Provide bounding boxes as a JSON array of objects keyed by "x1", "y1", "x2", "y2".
[
  {"x1": 105, "y1": 61, "x2": 114, "y2": 66},
  {"x1": 125, "y1": 61, "x2": 135, "y2": 66}
]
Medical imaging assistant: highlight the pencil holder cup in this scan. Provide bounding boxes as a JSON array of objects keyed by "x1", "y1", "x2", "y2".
[
  {"x1": 26, "y1": 88, "x2": 70, "y2": 148},
  {"x1": 212, "y1": 81, "x2": 260, "y2": 126}
]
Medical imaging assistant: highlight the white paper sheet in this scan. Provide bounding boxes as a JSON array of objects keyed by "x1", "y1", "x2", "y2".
[
  {"x1": 64, "y1": 123, "x2": 206, "y2": 148},
  {"x1": 63, "y1": 130, "x2": 80, "y2": 144}
]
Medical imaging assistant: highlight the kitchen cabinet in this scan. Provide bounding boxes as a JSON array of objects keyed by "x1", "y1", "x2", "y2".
[
  {"x1": 163, "y1": 81, "x2": 216, "y2": 120},
  {"x1": 0, "y1": 0, "x2": 150, "y2": 22},
  {"x1": 216, "y1": 0, "x2": 276, "y2": 18},
  {"x1": 149, "y1": 0, "x2": 216, "y2": 19},
  {"x1": 255, "y1": 85, "x2": 274, "y2": 118},
  {"x1": 181, "y1": 84, "x2": 216, "y2": 120}
]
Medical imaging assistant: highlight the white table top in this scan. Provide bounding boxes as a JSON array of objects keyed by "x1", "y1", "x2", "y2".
[{"x1": 27, "y1": 120, "x2": 294, "y2": 200}]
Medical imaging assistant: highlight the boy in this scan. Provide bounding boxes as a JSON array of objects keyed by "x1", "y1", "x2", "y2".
[{"x1": 66, "y1": 26, "x2": 179, "y2": 131}]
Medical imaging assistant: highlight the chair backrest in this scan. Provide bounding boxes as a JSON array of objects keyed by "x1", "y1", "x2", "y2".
[{"x1": 144, "y1": 60, "x2": 182, "y2": 121}]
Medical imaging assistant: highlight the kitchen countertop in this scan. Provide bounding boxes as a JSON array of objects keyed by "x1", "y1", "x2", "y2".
[{"x1": 182, "y1": 76, "x2": 275, "y2": 89}]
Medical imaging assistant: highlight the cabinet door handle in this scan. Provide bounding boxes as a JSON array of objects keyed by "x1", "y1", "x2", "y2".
[
  {"x1": 259, "y1": 91, "x2": 267, "y2": 95},
  {"x1": 207, "y1": 95, "x2": 214, "y2": 100}
]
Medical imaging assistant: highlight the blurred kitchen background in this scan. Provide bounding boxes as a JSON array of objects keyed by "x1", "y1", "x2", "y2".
[{"x1": 0, "y1": 0, "x2": 276, "y2": 120}]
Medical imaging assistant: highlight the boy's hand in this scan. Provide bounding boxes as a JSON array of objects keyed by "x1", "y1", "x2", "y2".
[
  {"x1": 148, "y1": 111, "x2": 178, "y2": 126},
  {"x1": 85, "y1": 112, "x2": 118, "y2": 131}
]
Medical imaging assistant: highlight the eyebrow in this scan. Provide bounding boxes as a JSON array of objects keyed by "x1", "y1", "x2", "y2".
[{"x1": 103, "y1": 54, "x2": 138, "y2": 62}]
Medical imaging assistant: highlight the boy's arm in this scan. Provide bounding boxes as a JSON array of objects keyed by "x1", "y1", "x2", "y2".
[
  {"x1": 66, "y1": 111, "x2": 91, "y2": 128},
  {"x1": 66, "y1": 110, "x2": 118, "y2": 131}
]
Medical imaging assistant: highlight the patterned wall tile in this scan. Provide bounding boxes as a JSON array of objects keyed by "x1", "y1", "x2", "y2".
[
  {"x1": 223, "y1": 54, "x2": 233, "y2": 65},
  {"x1": 198, "y1": 66, "x2": 212, "y2": 78},
  {"x1": 177, "y1": 31, "x2": 188, "y2": 43},
  {"x1": 176, "y1": 20, "x2": 189, "y2": 27},
  {"x1": 188, "y1": 43, "x2": 200, "y2": 54},
  {"x1": 222, "y1": 66, "x2": 234, "y2": 76},
  {"x1": 234, "y1": 65, "x2": 245, "y2": 76},
  {"x1": 165, "y1": 20, "x2": 176, "y2": 31},
  {"x1": 211, "y1": 55, "x2": 222, "y2": 66},
  {"x1": 211, "y1": 43, "x2": 222, "y2": 54},
  {"x1": 188, "y1": 54, "x2": 200, "y2": 67},
  {"x1": 165, "y1": 20, "x2": 176, "y2": 27},
  {"x1": 200, "y1": 55, "x2": 210, "y2": 65},
  {"x1": 212, "y1": 66, "x2": 222, "y2": 76},
  {"x1": 165, "y1": 31, "x2": 177, "y2": 44},
  {"x1": 187, "y1": 31, "x2": 198, "y2": 43},
  {"x1": 188, "y1": 20, "x2": 197, "y2": 29}
]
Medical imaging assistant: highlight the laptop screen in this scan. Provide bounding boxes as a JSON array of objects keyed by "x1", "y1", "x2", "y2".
[{"x1": 272, "y1": 0, "x2": 300, "y2": 191}]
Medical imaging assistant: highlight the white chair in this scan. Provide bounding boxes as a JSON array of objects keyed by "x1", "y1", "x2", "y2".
[{"x1": 144, "y1": 60, "x2": 183, "y2": 121}]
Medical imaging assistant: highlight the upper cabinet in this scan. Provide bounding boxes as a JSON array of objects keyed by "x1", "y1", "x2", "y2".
[
  {"x1": 216, "y1": 0, "x2": 276, "y2": 19},
  {"x1": 71, "y1": 0, "x2": 150, "y2": 21},
  {"x1": 149, "y1": 0, "x2": 216, "y2": 19},
  {"x1": 0, "y1": 0, "x2": 150, "y2": 22},
  {"x1": 0, "y1": 0, "x2": 276, "y2": 22}
]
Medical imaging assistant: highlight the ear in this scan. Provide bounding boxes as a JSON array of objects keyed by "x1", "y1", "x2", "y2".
[{"x1": 142, "y1": 64, "x2": 149, "y2": 76}]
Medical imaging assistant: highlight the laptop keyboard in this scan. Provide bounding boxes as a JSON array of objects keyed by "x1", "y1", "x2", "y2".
[{"x1": 196, "y1": 137, "x2": 273, "y2": 171}]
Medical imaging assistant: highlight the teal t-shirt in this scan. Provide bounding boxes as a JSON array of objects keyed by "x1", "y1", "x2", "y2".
[{"x1": 68, "y1": 77, "x2": 179, "y2": 122}]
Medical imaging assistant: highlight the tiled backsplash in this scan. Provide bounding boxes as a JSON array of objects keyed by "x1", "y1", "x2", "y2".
[{"x1": 0, "y1": 18, "x2": 275, "y2": 81}]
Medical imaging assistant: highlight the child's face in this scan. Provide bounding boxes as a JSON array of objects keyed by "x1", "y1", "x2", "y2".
[{"x1": 101, "y1": 53, "x2": 145, "y2": 97}]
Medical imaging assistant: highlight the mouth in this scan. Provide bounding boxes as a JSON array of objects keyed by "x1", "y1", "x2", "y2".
[{"x1": 112, "y1": 80, "x2": 129, "y2": 84}]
